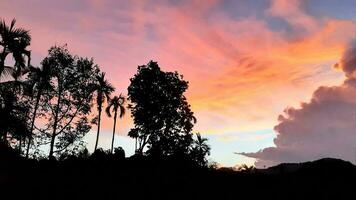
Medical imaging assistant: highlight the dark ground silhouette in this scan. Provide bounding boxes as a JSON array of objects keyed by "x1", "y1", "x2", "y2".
[{"x1": 0, "y1": 145, "x2": 355, "y2": 200}]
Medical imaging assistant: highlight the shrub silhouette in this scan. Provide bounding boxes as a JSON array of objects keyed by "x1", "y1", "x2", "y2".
[{"x1": 113, "y1": 147, "x2": 125, "y2": 159}]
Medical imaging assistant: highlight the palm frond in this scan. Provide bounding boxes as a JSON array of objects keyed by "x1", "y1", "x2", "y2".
[
  {"x1": 118, "y1": 94, "x2": 126, "y2": 118},
  {"x1": 11, "y1": 28, "x2": 31, "y2": 42},
  {"x1": 105, "y1": 106, "x2": 112, "y2": 118},
  {"x1": 10, "y1": 18, "x2": 16, "y2": 31},
  {"x1": 119, "y1": 104, "x2": 126, "y2": 118},
  {"x1": 0, "y1": 19, "x2": 7, "y2": 32},
  {"x1": 196, "y1": 133, "x2": 202, "y2": 143},
  {"x1": 95, "y1": 71, "x2": 114, "y2": 104},
  {"x1": 0, "y1": 66, "x2": 14, "y2": 80},
  {"x1": 105, "y1": 99, "x2": 113, "y2": 117}
]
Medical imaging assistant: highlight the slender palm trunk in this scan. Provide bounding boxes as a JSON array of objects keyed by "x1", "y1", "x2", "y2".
[
  {"x1": 110, "y1": 111, "x2": 117, "y2": 154},
  {"x1": 49, "y1": 88, "x2": 62, "y2": 158},
  {"x1": 0, "y1": 48, "x2": 6, "y2": 75},
  {"x1": 0, "y1": 55, "x2": 7, "y2": 140},
  {"x1": 26, "y1": 91, "x2": 41, "y2": 158},
  {"x1": 18, "y1": 136, "x2": 22, "y2": 154},
  {"x1": 94, "y1": 105, "x2": 102, "y2": 151},
  {"x1": 135, "y1": 138, "x2": 137, "y2": 153}
]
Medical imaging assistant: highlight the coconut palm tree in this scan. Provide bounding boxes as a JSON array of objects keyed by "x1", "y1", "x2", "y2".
[
  {"x1": 25, "y1": 65, "x2": 53, "y2": 158},
  {"x1": 93, "y1": 72, "x2": 114, "y2": 151},
  {"x1": 0, "y1": 18, "x2": 31, "y2": 79},
  {"x1": 192, "y1": 133, "x2": 210, "y2": 166},
  {"x1": 105, "y1": 94, "x2": 125, "y2": 153}
]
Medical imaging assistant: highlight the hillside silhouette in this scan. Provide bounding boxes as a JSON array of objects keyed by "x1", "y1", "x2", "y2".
[{"x1": 0, "y1": 148, "x2": 354, "y2": 200}]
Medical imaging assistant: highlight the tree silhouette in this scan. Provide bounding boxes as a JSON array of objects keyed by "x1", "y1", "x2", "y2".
[
  {"x1": 0, "y1": 18, "x2": 32, "y2": 154},
  {"x1": 105, "y1": 94, "x2": 126, "y2": 154},
  {"x1": 92, "y1": 72, "x2": 114, "y2": 151},
  {"x1": 25, "y1": 65, "x2": 53, "y2": 158},
  {"x1": 191, "y1": 133, "x2": 210, "y2": 166},
  {"x1": 0, "y1": 18, "x2": 31, "y2": 80},
  {"x1": 128, "y1": 61, "x2": 198, "y2": 157},
  {"x1": 35, "y1": 46, "x2": 99, "y2": 158},
  {"x1": 0, "y1": 83, "x2": 30, "y2": 147}
]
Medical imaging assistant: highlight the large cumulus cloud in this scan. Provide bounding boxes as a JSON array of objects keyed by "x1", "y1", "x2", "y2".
[{"x1": 241, "y1": 43, "x2": 356, "y2": 168}]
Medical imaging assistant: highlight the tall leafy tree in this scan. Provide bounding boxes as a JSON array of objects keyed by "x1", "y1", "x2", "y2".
[
  {"x1": 0, "y1": 18, "x2": 31, "y2": 79},
  {"x1": 105, "y1": 94, "x2": 126, "y2": 153},
  {"x1": 93, "y1": 72, "x2": 114, "y2": 151},
  {"x1": 128, "y1": 61, "x2": 197, "y2": 157},
  {"x1": 35, "y1": 46, "x2": 99, "y2": 158},
  {"x1": 25, "y1": 65, "x2": 53, "y2": 158}
]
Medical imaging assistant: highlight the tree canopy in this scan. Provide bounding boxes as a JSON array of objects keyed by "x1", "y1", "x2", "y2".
[
  {"x1": 128, "y1": 61, "x2": 209, "y2": 164},
  {"x1": 34, "y1": 46, "x2": 99, "y2": 157},
  {"x1": 0, "y1": 18, "x2": 31, "y2": 79}
]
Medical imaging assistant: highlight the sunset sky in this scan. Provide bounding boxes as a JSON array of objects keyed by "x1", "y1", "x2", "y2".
[{"x1": 1, "y1": 0, "x2": 356, "y2": 167}]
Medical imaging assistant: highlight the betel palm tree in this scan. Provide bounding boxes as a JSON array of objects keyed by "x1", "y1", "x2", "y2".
[
  {"x1": 0, "y1": 18, "x2": 31, "y2": 79},
  {"x1": 192, "y1": 133, "x2": 210, "y2": 166},
  {"x1": 93, "y1": 72, "x2": 114, "y2": 151},
  {"x1": 195, "y1": 133, "x2": 210, "y2": 154},
  {"x1": 105, "y1": 94, "x2": 126, "y2": 153},
  {"x1": 25, "y1": 65, "x2": 53, "y2": 158}
]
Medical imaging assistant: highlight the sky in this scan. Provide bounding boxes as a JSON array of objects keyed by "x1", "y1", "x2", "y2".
[{"x1": 1, "y1": 0, "x2": 356, "y2": 167}]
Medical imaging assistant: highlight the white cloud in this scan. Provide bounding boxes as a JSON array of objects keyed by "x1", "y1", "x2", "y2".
[{"x1": 241, "y1": 42, "x2": 356, "y2": 168}]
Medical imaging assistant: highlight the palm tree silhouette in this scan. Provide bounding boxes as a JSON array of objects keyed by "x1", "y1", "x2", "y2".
[
  {"x1": 0, "y1": 87, "x2": 30, "y2": 145},
  {"x1": 25, "y1": 65, "x2": 53, "y2": 158},
  {"x1": 105, "y1": 94, "x2": 126, "y2": 153},
  {"x1": 0, "y1": 18, "x2": 31, "y2": 79},
  {"x1": 193, "y1": 133, "x2": 210, "y2": 166},
  {"x1": 195, "y1": 133, "x2": 210, "y2": 153},
  {"x1": 93, "y1": 72, "x2": 114, "y2": 151}
]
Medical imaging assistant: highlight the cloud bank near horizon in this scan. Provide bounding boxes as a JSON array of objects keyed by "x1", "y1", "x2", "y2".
[{"x1": 241, "y1": 42, "x2": 356, "y2": 167}]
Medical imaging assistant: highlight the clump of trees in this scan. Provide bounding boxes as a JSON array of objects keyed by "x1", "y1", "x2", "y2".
[
  {"x1": 31, "y1": 46, "x2": 100, "y2": 158},
  {"x1": 0, "y1": 18, "x2": 210, "y2": 166},
  {"x1": 128, "y1": 61, "x2": 210, "y2": 166},
  {"x1": 0, "y1": 18, "x2": 32, "y2": 152}
]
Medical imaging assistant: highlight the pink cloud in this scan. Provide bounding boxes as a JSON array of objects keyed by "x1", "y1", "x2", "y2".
[
  {"x1": 267, "y1": 0, "x2": 317, "y2": 32},
  {"x1": 241, "y1": 43, "x2": 356, "y2": 167}
]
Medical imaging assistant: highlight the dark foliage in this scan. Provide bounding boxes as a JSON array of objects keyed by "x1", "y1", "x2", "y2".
[
  {"x1": 36, "y1": 46, "x2": 100, "y2": 158},
  {"x1": 0, "y1": 155, "x2": 354, "y2": 200},
  {"x1": 25, "y1": 63, "x2": 54, "y2": 157},
  {"x1": 0, "y1": 18, "x2": 31, "y2": 79},
  {"x1": 128, "y1": 61, "x2": 209, "y2": 165},
  {"x1": 0, "y1": 82, "x2": 30, "y2": 147}
]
